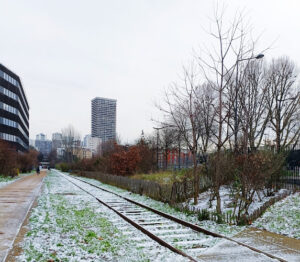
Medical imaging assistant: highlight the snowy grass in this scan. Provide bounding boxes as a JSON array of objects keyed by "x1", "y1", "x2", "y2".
[
  {"x1": 253, "y1": 192, "x2": 300, "y2": 239},
  {"x1": 19, "y1": 171, "x2": 188, "y2": 262},
  {"x1": 0, "y1": 174, "x2": 14, "y2": 182},
  {"x1": 73, "y1": 173, "x2": 245, "y2": 237},
  {"x1": 184, "y1": 186, "x2": 290, "y2": 218}
]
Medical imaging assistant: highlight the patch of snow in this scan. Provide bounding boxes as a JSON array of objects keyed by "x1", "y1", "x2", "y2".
[
  {"x1": 17, "y1": 170, "x2": 190, "y2": 262},
  {"x1": 253, "y1": 192, "x2": 300, "y2": 239},
  {"x1": 184, "y1": 185, "x2": 290, "y2": 217},
  {"x1": 70, "y1": 173, "x2": 244, "y2": 238}
]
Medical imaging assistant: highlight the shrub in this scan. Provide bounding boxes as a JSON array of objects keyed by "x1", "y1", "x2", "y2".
[
  {"x1": 198, "y1": 209, "x2": 210, "y2": 221},
  {"x1": 57, "y1": 162, "x2": 71, "y2": 172},
  {"x1": 0, "y1": 140, "x2": 18, "y2": 176},
  {"x1": 108, "y1": 143, "x2": 141, "y2": 175},
  {"x1": 17, "y1": 149, "x2": 39, "y2": 173}
]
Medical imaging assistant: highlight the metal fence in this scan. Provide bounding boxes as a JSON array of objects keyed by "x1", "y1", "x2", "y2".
[
  {"x1": 280, "y1": 165, "x2": 300, "y2": 190},
  {"x1": 157, "y1": 151, "x2": 206, "y2": 170}
]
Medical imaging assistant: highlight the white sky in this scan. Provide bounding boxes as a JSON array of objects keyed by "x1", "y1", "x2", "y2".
[{"x1": 0, "y1": 0, "x2": 299, "y2": 143}]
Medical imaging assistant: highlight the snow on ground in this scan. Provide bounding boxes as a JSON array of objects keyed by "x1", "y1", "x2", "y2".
[
  {"x1": 184, "y1": 185, "x2": 290, "y2": 216},
  {"x1": 253, "y1": 192, "x2": 300, "y2": 239},
  {"x1": 63, "y1": 172, "x2": 219, "y2": 257},
  {"x1": 18, "y1": 170, "x2": 189, "y2": 262},
  {"x1": 72, "y1": 173, "x2": 245, "y2": 237},
  {"x1": 0, "y1": 171, "x2": 35, "y2": 189}
]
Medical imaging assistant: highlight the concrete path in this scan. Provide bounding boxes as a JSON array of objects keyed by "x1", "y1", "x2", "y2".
[
  {"x1": 197, "y1": 227, "x2": 300, "y2": 261},
  {"x1": 232, "y1": 227, "x2": 300, "y2": 261},
  {"x1": 0, "y1": 172, "x2": 46, "y2": 262}
]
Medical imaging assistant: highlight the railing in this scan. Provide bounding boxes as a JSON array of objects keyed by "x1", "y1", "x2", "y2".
[{"x1": 280, "y1": 165, "x2": 300, "y2": 190}]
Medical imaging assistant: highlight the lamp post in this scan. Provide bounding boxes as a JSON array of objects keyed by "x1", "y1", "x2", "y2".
[
  {"x1": 153, "y1": 127, "x2": 163, "y2": 171},
  {"x1": 234, "y1": 53, "x2": 264, "y2": 153}
]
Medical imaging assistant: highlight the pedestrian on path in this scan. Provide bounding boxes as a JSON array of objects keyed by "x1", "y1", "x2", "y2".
[{"x1": 36, "y1": 165, "x2": 40, "y2": 175}]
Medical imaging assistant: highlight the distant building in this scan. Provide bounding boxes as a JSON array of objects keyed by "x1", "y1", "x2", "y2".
[
  {"x1": 29, "y1": 139, "x2": 35, "y2": 148},
  {"x1": 56, "y1": 147, "x2": 65, "y2": 159},
  {"x1": 91, "y1": 136, "x2": 102, "y2": 155},
  {"x1": 52, "y1": 132, "x2": 62, "y2": 149},
  {"x1": 91, "y1": 97, "x2": 116, "y2": 143},
  {"x1": 0, "y1": 63, "x2": 29, "y2": 152},
  {"x1": 83, "y1": 134, "x2": 102, "y2": 155},
  {"x1": 83, "y1": 134, "x2": 91, "y2": 148},
  {"x1": 72, "y1": 147, "x2": 92, "y2": 160},
  {"x1": 52, "y1": 132, "x2": 62, "y2": 141},
  {"x1": 36, "y1": 133, "x2": 46, "y2": 141},
  {"x1": 35, "y1": 133, "x2": 52, "y2": 157}
]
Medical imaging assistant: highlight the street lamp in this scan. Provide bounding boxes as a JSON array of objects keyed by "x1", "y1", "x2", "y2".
[
  {"x1": 234, "y1": 53, "x2": 264, "y2": 153},
  {"x1": 153, "y1": 127, "x2": 164, "y2": 171}
]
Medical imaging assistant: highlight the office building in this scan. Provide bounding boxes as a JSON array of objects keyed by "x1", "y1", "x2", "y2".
[
  {"x1": 52, "y1": 132, "x2": 62, "y2": 149},
  {"x1": 0, "y1": 64, "x2": 29, "y2": 152},
  {"x1": 35, "y1": 133, "x2": 52, "y2": 157},
  {"x1": 36, "y1": 133, "x2": 46, "y2": 141},
  {"x1": 83, "y1": 134, "x2": 91, "y2": 148},
  {"x1": 83, "y1": 134, "x2": 102, "y2": 155},
  {"x1": 91, "y1": 97, "x2": 116, "y2": 143}
]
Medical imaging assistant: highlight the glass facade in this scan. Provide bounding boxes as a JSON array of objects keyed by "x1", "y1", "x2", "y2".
[{"x1": 0, "y1": 64, "x2": 29, "y2": 151}]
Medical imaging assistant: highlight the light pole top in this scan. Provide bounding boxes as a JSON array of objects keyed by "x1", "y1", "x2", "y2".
[
  {"x1": 255, "y1": 53, "x2": 264, "y2": 59},
  {"x1": 237, "y1": 53, "x2": 265, "y2": 63}
]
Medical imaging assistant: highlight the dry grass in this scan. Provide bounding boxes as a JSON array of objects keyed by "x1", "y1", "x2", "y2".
[{"x1": 130, "y1": 169, "x2": 189, "y2": 186}]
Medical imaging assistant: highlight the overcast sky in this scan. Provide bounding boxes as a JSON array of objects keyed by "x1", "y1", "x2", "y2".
[{"x1": 0, "y1": 0, "x2": 299, "y2": 143}]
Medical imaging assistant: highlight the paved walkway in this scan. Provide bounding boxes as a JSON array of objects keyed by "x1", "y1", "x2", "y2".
[
  {"x1": 0, "y1": 172, "x2": 46, "y2": 262},
  {"x1": 232, "y1": 228, "x2": 300, "y2": 261},
  {"x1": 197, "y1": 227, "x2": 300, "y2": 261}
]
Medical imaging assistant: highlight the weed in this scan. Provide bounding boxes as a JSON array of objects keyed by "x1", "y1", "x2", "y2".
[{"x1": 198, "y1": 209, "x2": 210, "y2": 221}]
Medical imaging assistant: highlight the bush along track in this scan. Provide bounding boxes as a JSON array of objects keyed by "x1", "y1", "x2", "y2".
[{"x1": 18, "y1": 171, "x2": 187, "y2": 262}]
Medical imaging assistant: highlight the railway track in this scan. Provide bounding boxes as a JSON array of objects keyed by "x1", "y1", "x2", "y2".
[{"x1": 56, "y1": 170, "x2": 289, "y2": 262}]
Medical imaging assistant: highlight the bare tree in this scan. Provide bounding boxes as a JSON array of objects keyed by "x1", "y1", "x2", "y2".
[
  {"x1": 145, "y1": 132, "x2": 159, "y2": 172},
  {"x1": 172, "y1": 129, "x2": 184, "y2": 169},
  {"x1": 196, "y1": 82, "x2": 217, "y2": 155},
  {"x1": 238, "y1": 60, "x2": 269, "y2": 151},
  {"x1": 61, "y1": 125, "x2": 81, "y2": 163},
  {"x1": 265, "y1": 57, "x2": 300, "y2": 152},
  {"x1": 158, "y1": 63, "x2": 202, "y2": 204},
  {"x1": 160, "y1": 127, "x2": 176, "y2": 170},
  {"x1": 196, "y1": 8, "x2": 259, "y2": 213}
]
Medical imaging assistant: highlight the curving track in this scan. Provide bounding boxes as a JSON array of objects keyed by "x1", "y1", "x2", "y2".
[{"x1": 56, "y1": 170, "x2": 292, "y2": 262}]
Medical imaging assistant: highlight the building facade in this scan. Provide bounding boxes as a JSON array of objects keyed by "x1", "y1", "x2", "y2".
[
  {"x1": 83, "y1": 134, "x2": 102, "y2": 155},
  {"x1": 52, "y1": 132, "x2": 62, "y2": 150},
  {"x1": 83, "y1": 134, "x2": 91, "y2": 148},
  {"x1": 0, "y1": 64, "x2": 29, "y2": 152},
  {"x1": 72, "y1": 147, "x2": 92, "y2": 160},
  {"x1": 35, "y1": 133, "x2": 52, "y2": 157},
  {"x1": 91, "y1": 97, "x2": 116, "y2": 143}
]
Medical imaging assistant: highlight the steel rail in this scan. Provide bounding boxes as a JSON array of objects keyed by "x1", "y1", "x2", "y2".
[
  {"x1": 60, "y1": 172, "x2": 199, "y2": 262},
  {"x1": 59, "y1": 171, "x2": 288, "y2": 262}
]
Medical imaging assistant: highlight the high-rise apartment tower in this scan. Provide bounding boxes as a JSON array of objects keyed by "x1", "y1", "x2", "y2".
[{"x1": 91, "y1": 97, "x2": 116, "y2": 142}]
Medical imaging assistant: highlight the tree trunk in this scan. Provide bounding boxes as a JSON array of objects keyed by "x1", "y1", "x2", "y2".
[
  {"x1": 193, "y1": 151, "x2": 198, "y2": 205},
  {"x1": 178, "y1": 143, "x2": 181, "y2": 169},
  {"x1": 215, "y1": 150, "x2": 222, "y2": 214},
  {"x1": 216, "y1": 189, "x2": 221, "y2": 214}
]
